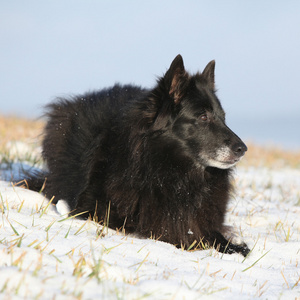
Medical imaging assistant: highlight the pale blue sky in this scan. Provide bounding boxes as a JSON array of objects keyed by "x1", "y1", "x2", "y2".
[{"x1": 1, "y1": 1, "x2": 300, "y2": 148}]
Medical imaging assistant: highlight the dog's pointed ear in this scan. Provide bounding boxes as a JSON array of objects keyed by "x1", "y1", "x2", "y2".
[
  {"x1": 164, "y1": 55, "x2": 188, "y2": 104},
  {"x1": 202, "y1": 60, "x2": 215, "y2": 90}
]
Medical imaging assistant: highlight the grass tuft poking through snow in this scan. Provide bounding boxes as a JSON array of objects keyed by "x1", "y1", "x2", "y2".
[{"x1": 0, "y1": 115, "x2": 300, "y2": 299}]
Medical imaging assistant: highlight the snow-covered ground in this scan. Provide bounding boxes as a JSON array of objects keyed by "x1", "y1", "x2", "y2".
[{"x1": 0, "y1": 144, "x2": 299, "y2": 299}]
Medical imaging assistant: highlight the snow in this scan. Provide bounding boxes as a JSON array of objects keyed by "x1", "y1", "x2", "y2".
[{"x1": 0, "y1": 160, "x2": 300, "y2": 299}]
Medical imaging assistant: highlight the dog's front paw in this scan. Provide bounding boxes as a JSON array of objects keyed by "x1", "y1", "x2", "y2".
[{"x1": 225, "y1": 242, "x2": 250, "y2": 257}]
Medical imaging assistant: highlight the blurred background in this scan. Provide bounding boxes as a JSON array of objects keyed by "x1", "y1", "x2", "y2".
[{"x1": 1, "y1": 1, "x2": 299, "y2": 150}]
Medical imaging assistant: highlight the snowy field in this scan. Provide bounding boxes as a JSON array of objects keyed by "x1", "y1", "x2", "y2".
[{"x1": 0, "y1": 142, "x2": 300, "y2": 299}]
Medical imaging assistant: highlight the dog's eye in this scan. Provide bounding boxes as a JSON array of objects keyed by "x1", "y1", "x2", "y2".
[{"x1": 200, "y1": 114, "x2": 208, "y2": 122}]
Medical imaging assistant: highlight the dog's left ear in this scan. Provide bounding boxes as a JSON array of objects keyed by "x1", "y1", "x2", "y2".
[
  {"x1": 164, "y1": 54, "x2": 188, "y2": 104},
  {"x1": 202, "y1": 60, "x2": 215, "y2": 90}
]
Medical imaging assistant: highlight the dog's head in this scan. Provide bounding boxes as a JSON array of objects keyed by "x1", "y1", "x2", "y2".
[{"x1": 155, "y1": 55, "x2": 247, "y2": 169}]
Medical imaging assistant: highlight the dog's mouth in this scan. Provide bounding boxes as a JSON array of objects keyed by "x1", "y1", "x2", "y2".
[
  {"x1": 200, "y1": 146, "x2": 246, "y2": 169},
  {"x1": 224, "y1": 155, "x2": 243, "y2": 165},
  {"x1": 217, "y1": 157, "x2": 242, "y2": 168},
  {"x1": 207, "y1": 158, "x2": 240, "y2": 169}
]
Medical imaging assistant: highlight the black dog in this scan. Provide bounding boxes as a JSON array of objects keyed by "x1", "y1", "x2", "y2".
[{"x1": 28, "y1": 55, "x2": 250, "y2": 256}]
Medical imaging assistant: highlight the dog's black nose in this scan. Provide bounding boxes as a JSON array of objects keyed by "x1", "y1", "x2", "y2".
[{"x1": 233, "y1": 142, "x2": 247, "y2": 157}]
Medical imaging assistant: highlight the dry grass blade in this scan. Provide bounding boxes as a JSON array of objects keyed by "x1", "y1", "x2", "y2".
[
  {"x1": 292, "y1": 275, "x2": 300, "y2": 289},
  {"x1": 58, "y1": 211, "x2": 88, "y2": 222},
  {"x1": 39, "y1": 196, "x2": 55, "y2": 218},
  {"x1": 281, "y1": 270, "x2": 290, "y2": 289},
  {"x1": 5, "y1": 216, "x2": 19, "y2": 236},
  {"x1": 242, "y1": 249, "x2": 271, "y2": 272},
  {"x1": 135, "y1": 252, "x2": 150, "y2": 273}
]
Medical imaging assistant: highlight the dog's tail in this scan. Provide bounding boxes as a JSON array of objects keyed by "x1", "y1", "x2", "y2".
[
  {"x1": 26, "y1": 171, "x2": 48, "y2": 193},
  {"x1": 15, "y1": 168, "x2": 48, "y2": 194}
]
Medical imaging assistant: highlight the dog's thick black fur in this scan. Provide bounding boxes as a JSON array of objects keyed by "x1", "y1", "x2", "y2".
[{"x1": 28, "y1": 55, "x2": 250, "y2": 256}]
